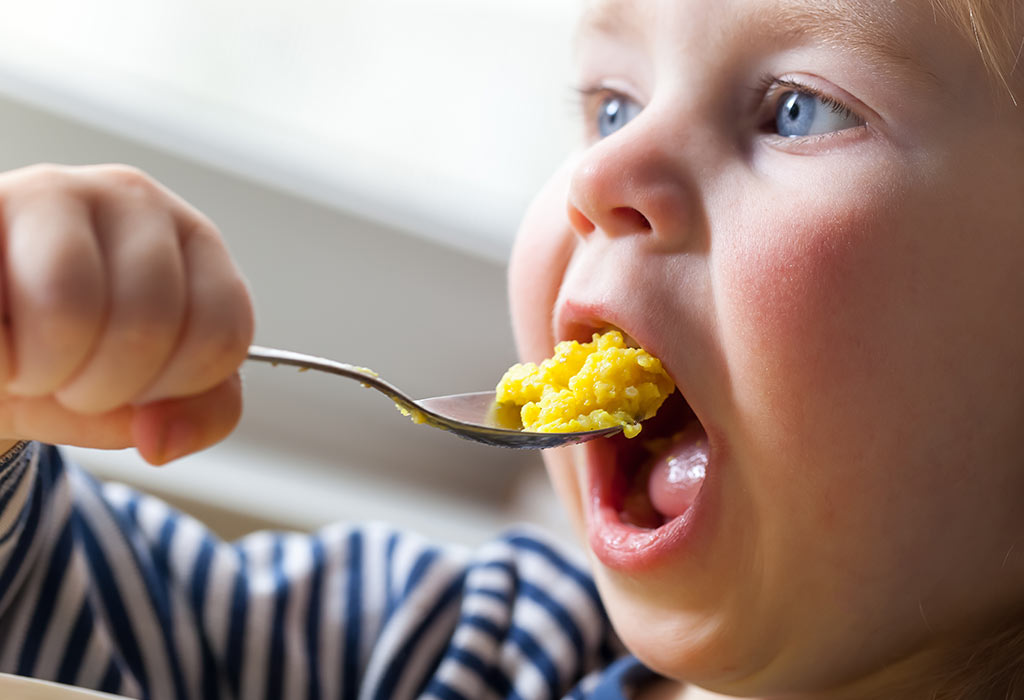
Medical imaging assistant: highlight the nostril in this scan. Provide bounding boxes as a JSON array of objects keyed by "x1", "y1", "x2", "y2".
[
  {"x1": 568, "y1": 203, "x2": 596, "y2": 235},
  {"x1": 611, "y1": 207, "x2": 652, "y2": 232}
]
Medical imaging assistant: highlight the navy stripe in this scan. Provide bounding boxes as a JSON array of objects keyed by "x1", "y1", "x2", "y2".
[
  {"x1": 305, "y1": 535, "x2": 325, "y2": 700},
  {"x1": 225, "y1": 547, "x2": 249, "y2": 698},
  {"x1": 435, "y1": 646, "x2": 514, "y2": 698},
  {"x1": 521, "y1": 580, "x2": 586, "y2": 673},
  {"x1": 190, "y1": 534, "x2": 220, "y2": 700},
  {"x1": 474, "y1": 587, "x2": 512, "y2": 604},
  {"x1": 98, "y1": 658, "x2": 123, "y2": 695},
  {"x1": 383, "y1": 532, "x2": 399, "y2": 623},
  {"x1": 370, "y1": 572, "x2": 465, "y2": 700},
  {"x1": 421, "y1": 679, "x2": 471, "y2": 700},
  {"x1": 342, "y1": 530, "x2": 363, "y2": 700},
  {"x1": 461, "y1": 613, "x2": 504, "y2": 638},
  {"x1": 506, "y1": 535, "x2": 601, "y2": 609},
  {"x1": 56, "y1": 602, "x2": 94, "y2": 685},
  {"x1": 109, "y1": 493, "x2": 188, "y2": 700},
  {"x1": 478, "y1": 559, "x2": 517, "y2": 577},
  {"x1": 265, "y1": 536, "x2": 289, "y2": 700},
  {"x1": 17, "y1": 514, "x2": 74, "y2": 675},
  {"x1": 404, "y1": 547, "x2": 438, "y2": 596},
  {"x1": 74, "y1": 509, "x2": 150, "y2": 691},
  {"x1": 508, "y1": 625, "x2": 561, "y2": 699},
  {"x1": 0, "y1": 451, "x2": 31, "y2": 535},
  {"x1": 0, "y1": 460, "x2": 44, "y2": 606}
]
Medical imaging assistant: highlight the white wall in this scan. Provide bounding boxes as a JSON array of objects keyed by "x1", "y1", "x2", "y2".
[{"x1": 0, "y1": 1, "x2": 583, "y2": 544}]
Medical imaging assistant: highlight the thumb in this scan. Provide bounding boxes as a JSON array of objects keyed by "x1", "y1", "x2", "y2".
[{"x1": 132, "y1": 373, "x2": 243, "y2": 465}]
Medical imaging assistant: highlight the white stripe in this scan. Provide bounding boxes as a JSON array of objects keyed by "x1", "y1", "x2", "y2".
[
  {"x1": 388, "y1": 527, "x2": 434, "y2": 597},
  {"x1": 116, "y1": 665, "x2": 143, "y2": 699},
  {"x1": 518, "y1": 596, "x2": 576, "y2": 687},
  {"x1": 359, "y1": 525, "x2": 390, "y2": 666},
  {"x1": 316, "y1": 524, "x2": 350, "y2": 700},
  {"x1": 34, "y1": 558, "x2": 88, "y2": 680},
  {"x1": 237, "y1": 531, "x2": 276, "y2": 700},
  {"x1": 517, "y1": 545, "x2": 607, "y2": 670},
  {"x1": 72, "y1": 476, "x2": 177, "y2": 698},
  {"x1": 72, "y1": 621, "x2": 110, "y2": 690},
  {"x1": 499, "y1": 640, "x2": 547, "y2": 700},
  {"x1": 163, "y1": 506, "x2": 207, "y2": 700},
  {"x1": 359, "y1": 550, "x2": 463, "y2": 700},
  {"x1": 389, "y1": 595, "x2": 462, "y2": 700},
  {"x1": 462, "y1": 590, "x2": 512, "y2": 625},
  {"x1": 0, "y1": 448, "x2": 40, "y2": 613},
  {"x1": 0, "y1": 469, "x2": 69, "y2": 672},
  {"x1": 465, "y1": 564, "x2": 516, "y2": 594},
  {"x1": 0, "y1": 513, "x2": 55, "y2": 671},
  {"x1": 280, "y1": 533, "x2": 312, "y2": 700},
  {"x1": 201, "y1": 530, "x2": 240, "y2": 661},
  {"x1": 430, "y1": 620, "x2": 507, "y2": 700}
]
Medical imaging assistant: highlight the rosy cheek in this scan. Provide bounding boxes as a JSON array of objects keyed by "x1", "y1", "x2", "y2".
[
  {"x1": 717, "y1": 186, "x2": 912, "y2": 514},
  {"x1": 508, "y1": 160, "x2": 578, "y2": 364},
  {"x1": 725, "y1": 201, "x2": 894, "y2": 397}
]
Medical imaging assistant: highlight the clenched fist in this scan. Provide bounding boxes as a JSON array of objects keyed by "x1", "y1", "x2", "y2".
[{"x1": 0, "y1": 164, "x2": 254, "y2": 464}]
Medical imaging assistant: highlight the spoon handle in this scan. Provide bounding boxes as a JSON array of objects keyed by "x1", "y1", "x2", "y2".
[{"x1": 246, "y1": 345, "x2": 417, "y2": 412}]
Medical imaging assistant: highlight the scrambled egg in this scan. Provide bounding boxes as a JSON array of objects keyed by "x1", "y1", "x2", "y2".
[{"x1": 496, "y1": 330, "x2": 675, "y2": 438}]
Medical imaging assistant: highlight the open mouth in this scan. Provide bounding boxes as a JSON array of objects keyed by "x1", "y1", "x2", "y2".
[
  {"x1": 600, "y1": 388, "x2": 707, "y2": 528},
  {"x1": 582, "y1": 375, "x2": 711, "y2": 569}
]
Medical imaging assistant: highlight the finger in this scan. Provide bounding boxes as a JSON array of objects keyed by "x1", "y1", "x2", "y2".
[
  {"x1": 3, "y1": 188, "x2": 106, "y2": 396},
  {"x1": 136, "y1": 215, "x2": 254, "y2": 403},
  {"x1": 132, "y1": 372, "x2": 243, "y2": 465},
  {"x1": 54, "y1": 200, "x2": 187, "y2": 413},
  {"x1": 0, "y1": 395, "x2": 134, "y2": 448}
]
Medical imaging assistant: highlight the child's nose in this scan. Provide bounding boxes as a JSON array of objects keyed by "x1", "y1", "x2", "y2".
[{"x1": 566, "y1": 128, "x2": 694, "y2": 247}]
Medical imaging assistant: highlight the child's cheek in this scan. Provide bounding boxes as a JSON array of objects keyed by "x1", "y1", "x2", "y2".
[
  {"x1": 716, "y1": 176, "x2": 915, "y2": 522},
  {"x1": 508, "y1": 160, "x2": 578, "y2": 365}
]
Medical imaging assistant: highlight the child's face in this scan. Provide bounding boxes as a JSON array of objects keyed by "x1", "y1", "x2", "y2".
[{"x1": 508, "y1": 0, "x2": 1024, "y2": 696}]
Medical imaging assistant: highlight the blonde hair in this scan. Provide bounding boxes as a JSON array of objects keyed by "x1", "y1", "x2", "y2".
[{"x1": 932, "y1": 0, "x2": 1024, "y2": 104}]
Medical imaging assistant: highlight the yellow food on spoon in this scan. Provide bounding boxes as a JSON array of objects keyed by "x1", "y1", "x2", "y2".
[{"x1": 496, "y1": 330, "x2": 675, "y2": 438}]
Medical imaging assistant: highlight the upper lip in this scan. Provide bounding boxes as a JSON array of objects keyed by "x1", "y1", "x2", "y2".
[{"x1": 553, "y1": 297, "x2": 682, "y2": 393}]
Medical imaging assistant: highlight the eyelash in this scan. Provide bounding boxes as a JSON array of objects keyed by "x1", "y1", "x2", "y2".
[
  {"x1": 756, "y1": 75, "x2": 857, "y2": 124},
  {"x1": 570, "y1": 85, "x2": 623, "y2": 134},
  {"x1": 570, "y1": 77, "x2": 862, "y2": 139}
]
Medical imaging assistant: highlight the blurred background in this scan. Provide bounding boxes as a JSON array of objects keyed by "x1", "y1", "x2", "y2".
[{"x1": 0, "y1": 0, "x2": 583, "y2": 544}]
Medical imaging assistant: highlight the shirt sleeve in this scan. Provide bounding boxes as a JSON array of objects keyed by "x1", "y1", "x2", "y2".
[{"x1": 0, "y1": 443, "x2": 625, "y2": 700}]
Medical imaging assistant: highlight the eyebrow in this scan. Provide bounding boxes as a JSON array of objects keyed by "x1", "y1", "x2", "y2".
[
  {"x1": 577, "y1": 0, "x2": 942, "y2": 89},
  {"x1": 753, "y1": 1, "x2": 938, "y2": 81}
]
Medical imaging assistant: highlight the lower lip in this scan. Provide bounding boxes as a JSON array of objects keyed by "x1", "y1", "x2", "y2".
[{"x1": 583, "y1": 437, "x2": 716, "y2": 571}]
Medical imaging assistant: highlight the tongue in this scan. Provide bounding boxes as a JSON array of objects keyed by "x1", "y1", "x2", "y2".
[{"x1": 647, "y1": 421, "x2": 708, "y2": 519}]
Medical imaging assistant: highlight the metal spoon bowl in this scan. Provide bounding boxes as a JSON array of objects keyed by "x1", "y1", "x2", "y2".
[{"x1": 246, "y1": 345, "x2": 623, "y2": 449}]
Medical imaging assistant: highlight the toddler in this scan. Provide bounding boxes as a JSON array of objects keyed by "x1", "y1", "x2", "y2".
[{"x1": 1, "y1": 0, "x2": 1023, "y2": 698}]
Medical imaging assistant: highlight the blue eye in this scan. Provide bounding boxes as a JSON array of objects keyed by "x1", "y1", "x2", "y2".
[
  {"x1": 597, "y1": 94, "x2": 643, "y2": 138},
  {"x1": 774, "y1": 90, "x2": 862, "y2": 137}
]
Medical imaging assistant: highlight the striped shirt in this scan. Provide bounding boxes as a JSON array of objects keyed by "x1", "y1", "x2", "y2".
[{"x1": 0, "y1": 442, "x2": 651, "y2": 700}]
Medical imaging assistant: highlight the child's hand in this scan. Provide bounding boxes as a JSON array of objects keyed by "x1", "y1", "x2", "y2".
[{"x1": 0, "y1": 164, "x2": 254, "y2": 464}]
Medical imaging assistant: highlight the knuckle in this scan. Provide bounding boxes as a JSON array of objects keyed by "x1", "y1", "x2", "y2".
[
  {"x1": 182, "y1": 212, "x2": 223, "y2": 245},
  {"x1": 5, "y1": 164, "x2": 76, "y2": 200},
  {"x1": 191, "y1": 317, "x2": 252, "y2": 388},
  {"x1": 93, "y1": 164, "x2": 164, "y2": 206}
]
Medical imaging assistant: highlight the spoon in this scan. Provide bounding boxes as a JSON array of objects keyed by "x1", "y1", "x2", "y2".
[{"x1": 246, "y1": 345, "x2": 623, "y2": 449}]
